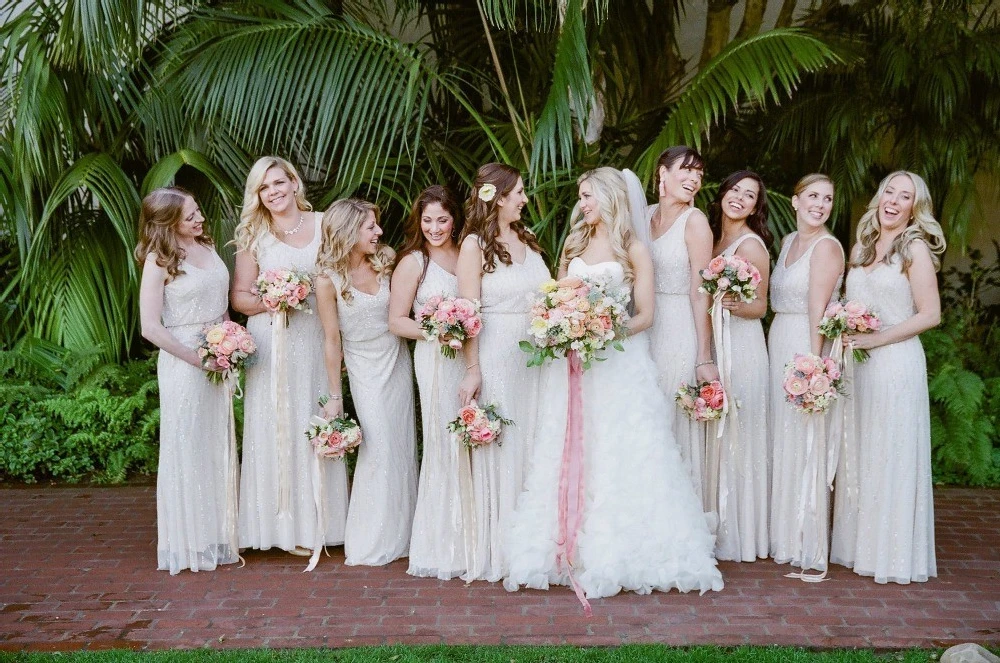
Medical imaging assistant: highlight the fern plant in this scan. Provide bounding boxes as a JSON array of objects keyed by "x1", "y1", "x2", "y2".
[{"x1": 922, "y1": 244, "x2": 1000, "y2": 486}]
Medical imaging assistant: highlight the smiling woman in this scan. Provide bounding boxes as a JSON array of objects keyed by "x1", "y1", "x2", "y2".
[{"x1": 232, "y1": 157, "x2": 349, "y2": 561}]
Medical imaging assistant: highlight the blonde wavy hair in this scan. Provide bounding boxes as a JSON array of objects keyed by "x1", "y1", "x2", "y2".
[
  {"x1": 316, "y1": 198, "x2": 394, "y2": 303},
  {"x1": 134, "y1": 187, "x2": 213, "y2": 280},
  {"x1": 851, "y1": 171, "x2": 946, "y2": 272},
  {"x1": 560, "y1": 167, "x2": 635, "y2": 283},
  {"x1": 232, "y1": 156, "x2": 312, "y2": 257}
]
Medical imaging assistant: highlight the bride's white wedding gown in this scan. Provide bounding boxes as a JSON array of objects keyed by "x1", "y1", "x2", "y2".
[{"x1": 503, "y1": 258, "x2": 724, "y2": 600}]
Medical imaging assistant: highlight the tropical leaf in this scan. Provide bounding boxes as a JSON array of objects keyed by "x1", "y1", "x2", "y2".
[{"x1": 637, "y1": 28, "x2": 843, "y2": 181}]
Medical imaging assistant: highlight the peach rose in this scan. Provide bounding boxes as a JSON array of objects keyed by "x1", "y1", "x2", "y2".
[
  {"x1": 205, "y1": 327, "x2": 226, "y2": 344},
  {"x1": 459, "y1": 406, "x2": 479, "y2": 426}
]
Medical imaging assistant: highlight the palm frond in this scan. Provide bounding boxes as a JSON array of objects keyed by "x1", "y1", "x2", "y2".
[{"x1": 636, "y1": 28, "x2": 842, "y2": 181}]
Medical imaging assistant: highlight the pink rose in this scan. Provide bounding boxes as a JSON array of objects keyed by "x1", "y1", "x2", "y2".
[
  {"x1": 219, "y1": 338, "x2": 238, "y2": 356},
  {"x1": 238, "y1": 337, "x2": 256, "y2": 353},
  {"x1": 435, "y1": 309, "x2": 451, "y2": 322},
  {"x1": 439, "y1": 299, "x2": 456, "y2": 314},
  {"x1": 459, "y1": 406, "x2": 479, "y2": 426},
  {"x1": 737, "y1": 268, "x2": 751, "y2": 282},
  {"x1": 717, "y1": 277, "x2": 731, "y2": 290},
  {"x1": 845, "y1": 300, "x2": 867, "y2": 316},
  {"x1": 215, "y1": 355, "x2": 231, "y2": 369},
  {"x1": 707, "y1": 256, "x2": 727, "y2": 275},
  {"x1": 448, "y1": 338, "x2": 463, "y2": 350},
  {"x1": 679, "y1": 391, "x2": 696, "y2": 408},
  {"x1": 287, "y1": 296, "x2": 300, "y2": 308},
  {"x1": 463, "y1": 317, "x2": 482, "y2": 337},
  {"x1": 478, "y1": 428, "x2": 494, "y2": 442},
  {"x1": 784, "y1": 375, "x2": 809, "y2": 396},
  {"x1": 793, "y1": 354, "x2": 818, "y2": 374},
  {"x1": 866, "y1": 315, "x2": 881, "y2": 331},
  {"x1": 455, "y1": 299, "x2": 476, "y2": 317},
  {"x1": 809, "y1": 375, "x2": 832, "y2": 396},
  {"x1": 825, "y1": 302, "x2": 843, "y2": 318},
  {"x1": 295, "y1": 283, "x2": 309, "y2": 299}
]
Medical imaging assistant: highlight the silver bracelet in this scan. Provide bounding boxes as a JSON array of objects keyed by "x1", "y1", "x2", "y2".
[{"x1": 695, "y1": 360, "x2": 715, "y2": 368}]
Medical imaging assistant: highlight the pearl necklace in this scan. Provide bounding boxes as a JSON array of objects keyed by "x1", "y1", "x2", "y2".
[{"x1": 282, "y1": 214, "x2": 305, "y2": 236}]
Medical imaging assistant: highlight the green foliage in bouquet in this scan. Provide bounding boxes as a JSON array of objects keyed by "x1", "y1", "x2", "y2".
[
  {"x1": 0, "y1": 338, "x2": 160, "y2": 484},
  {"x1": 922, "y1": 245, "x2": 1000, "y2": 486}
]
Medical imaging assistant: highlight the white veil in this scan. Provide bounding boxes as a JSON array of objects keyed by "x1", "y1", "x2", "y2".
[{"x1": 620, "y1": 168, "x2": 652, "y2": 254}]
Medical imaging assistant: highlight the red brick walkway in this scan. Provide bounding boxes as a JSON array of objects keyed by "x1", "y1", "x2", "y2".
[{"x1": 1, "y1": 485, "x2": 998, "y2": 651}]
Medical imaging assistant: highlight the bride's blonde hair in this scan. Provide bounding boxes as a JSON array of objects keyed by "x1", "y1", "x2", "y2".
[
  {"x1": 560, "y1": 167, "x2": 635, "y2": 283},
  {"x1": 851, "y1": 171, "x2": 946, "y2": 272},
  {"x1": 316, "y1": 198, "x2": 394, "y2": 303},
  {"x1": 233, "y1": 156, "x2": 313, "y2": 257}
]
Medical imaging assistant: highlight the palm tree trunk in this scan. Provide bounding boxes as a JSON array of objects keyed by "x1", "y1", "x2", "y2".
[
  {"x1": 737, "y1": 0, "x2": 766, "y2": 39},
  {"x1": 700, "y1": 0, "x2": 739, "y2": 67},
  {"x1": 776, "y1": 0, "x2": 799, "y2": 27}
]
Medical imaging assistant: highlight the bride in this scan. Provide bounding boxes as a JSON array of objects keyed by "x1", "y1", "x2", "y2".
[{"x1": 503, "y1": 167, "x2": 724, "y2": 608}]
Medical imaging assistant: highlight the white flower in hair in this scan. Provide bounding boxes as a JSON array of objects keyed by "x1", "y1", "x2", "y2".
[{"x1": 478, "y1": 183, "x2": 497, "y2": 202}]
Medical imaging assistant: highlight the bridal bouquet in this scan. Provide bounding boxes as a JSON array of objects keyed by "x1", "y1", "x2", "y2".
[
  {"x1": 198, "y1": 321, "x2": 257, "y2": 387},
  {"x1": 253, "y1": 268, "x2": 313, "y2": 315},
  {"x1": 520, "y1": 275, "x2": 630, "y2": 369},
  {"x1": 818, "y1": 300, "x2": 881, "y2": 362},
  {"x1": 416, "y1": 295, "x2": 483, "y2": 359},
  {"x1": 447, "y1": 401, "x2": 512, "y2": 449},
  {"x1": 305, "y1": 413, "x2": 363, "y2": 460},
  {"x1": 783, "y1": 353, "x2": 843, "y2": 414},
  {"x1": 698, "y1": 255, "x2": 762, "y2": 311},
  {"x1": 675, "y1": 380, "x2": 727, "y2": 422}
]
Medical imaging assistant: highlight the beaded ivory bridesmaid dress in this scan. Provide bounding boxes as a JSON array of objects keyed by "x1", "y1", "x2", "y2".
[
  {"x1": 768, "y1": 233, "x2": 843, "y2": 576},
  {"x1": 463, "y1": 237, "x2": 549, "y2": 582},
  {"x1": 831, "y1": 256, "x2": 936, "y2": 584},
  {"x1": 333, "y1": 274, "x2": 419, "y2": 566},
  {"x1": 239, "y1": 214, "x2": 349, "y2": 551},
  {"x1": 706, "y1": 233, "x2": 770, "y2": 562},
  {"x1": 157, "y1": 250, "x2": 240, "y2": 574},
  {"x1": 407, "y1": 254, "x2": 468, "y2": 579},
  {"x1": 647, "y1": 205, "x2": 707, "y2": 506}
]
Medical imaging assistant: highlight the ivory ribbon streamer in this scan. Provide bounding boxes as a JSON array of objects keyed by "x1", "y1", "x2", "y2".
[
  {"x1": 555, "y1": 351, "x2": 591, "y2": 617},
  {"x1": 305, "y1": 440, "x2": 326, "y2": 572},
  {"x1": 272, "y1": 310, "x2": 292, "y2": 517},
  {"x1": 446, "y1": 354, "x2": 479, "y2": 577},
  {"x1": 224, "y1": 377, "x2": 243, "y2": 567},
  {"x1": 784, "y1": 416, "x2": 830, "y2": 582},
  {"x1": 709, "y1": 299, "x2": 739, "y2": 536}
]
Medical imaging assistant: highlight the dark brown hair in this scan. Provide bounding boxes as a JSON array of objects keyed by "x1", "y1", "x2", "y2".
[
  {"x1": 653, "y1": 146, "x2": 705, "y2": 194},
  {"x1": 395, "y1": 185, "x2": 465, "y2": 288},
  {"x1": 134, "y1": 187, "x2": 214, "y2": 279},
  {"x1": 708, "y1": 170, "x2": 773, "y2": 247},
  {"x1": 460, "y1": 163, "x2": 543, "y2": 272}
]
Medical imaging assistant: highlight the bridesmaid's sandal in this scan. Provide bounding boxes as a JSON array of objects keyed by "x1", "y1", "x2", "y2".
[{"x1": 288, "y1": 546, "x2": 312, "y2": 557}]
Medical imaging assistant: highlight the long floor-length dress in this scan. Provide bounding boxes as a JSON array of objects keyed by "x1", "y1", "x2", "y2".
[
  {"x1": 407, "y1": 255, "x2": 467, "y2": 579},
  {"x1": 156, "y1": 251, "x2": 240, "y2": 574},
  {"x1": 830, "y1": 258, "x2": 936, "y2": 583},
  {"x1": 768, "y1": 233, "x2": 843, "y2": 573},
  {"x1": 239, "y1": 215, "x2": 349, "y2": 551},
  {"x1": 647, "y1": 206, "x2": 707, "y2": 506},
  {"x1": 504, "y1": 258, "x2": 723, "y2": 600},
  {"x1": 334, "y1": 275, "x2": 419, "y2": 566},
  {"x1": 707, "y1": 233, "x2": 770, "y2": 562},
  {"x1": 464, "y1": 238, "x2": 549, "y2": 582}
]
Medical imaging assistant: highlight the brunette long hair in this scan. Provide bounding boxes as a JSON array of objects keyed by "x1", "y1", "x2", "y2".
[
  {"x1": 708, "y1": 170, "x2": 773, "y2": 247},
  {"x1": 652, "y1": 145, "x2": 705, "y2": 194},
  {"x1": 395, "y1": 185, "x2": 465, "y2": 288},
  {"x1": 460, "y1": 163, "x2": 542, "y2": 272},
  {"x1": 134, "y1": 187, "x2": 214, "y2": 279}
]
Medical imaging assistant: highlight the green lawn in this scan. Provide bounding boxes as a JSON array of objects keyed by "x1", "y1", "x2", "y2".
[{"x1": 0, "y1": 645, "x2": 941, "y2": 662}]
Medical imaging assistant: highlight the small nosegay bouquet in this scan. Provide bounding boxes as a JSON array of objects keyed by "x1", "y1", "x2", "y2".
[
  {"x1": 198, "y1": 320, "x2": 257, "y2": 388},
  {"x1": 253, "y1": 268, "x2": 314, "y2": 316},
  {"x1": 698, "y1": 254, "x2": 762, "y2": 312},
  {"x1": 416, "y1": 295, "x2": 483, "y2": 359}
]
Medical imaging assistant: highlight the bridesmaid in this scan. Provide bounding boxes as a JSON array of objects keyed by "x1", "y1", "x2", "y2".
[
  {"x1": 136, "y1": 187, "x2": 239, "y2": 574},
  {"x1": 315, "y1": 198, "x2": 418, "y2": 566},
  {"x1": 233, "y1": 157, "x2": 348, "y2": 556},
  {"x1": 706, "y1": 170, "x2": 772, "y2": 562},
  {"x1": 768, "y1": 174, "x2": 845, "y2": 578},
  {"x1": 456, "y1": 163, "x2": 549, "y2": 582},
  {"x1": 646, "y1": 146, "x2": 718, "y2": 506},
  {"x1": 832, "y1": 171, "x2": 945, "y2": 584},
  {"x1": 387, "y1": 185, "x2": 468, "y2": 579}
]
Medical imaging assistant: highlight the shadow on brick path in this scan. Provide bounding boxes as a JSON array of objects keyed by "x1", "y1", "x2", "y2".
[{"x1": 1, "y1": 485, "x2": 998, "y2": 651}]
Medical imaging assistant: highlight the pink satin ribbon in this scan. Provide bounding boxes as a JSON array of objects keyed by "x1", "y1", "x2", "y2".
[{"x1": 555, "y1": 351, "x2": 592, "y2": 617}]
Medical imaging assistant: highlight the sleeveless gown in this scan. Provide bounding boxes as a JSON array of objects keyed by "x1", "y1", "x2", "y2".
[
  {"x1": 407, "y1": 255, "x2": 468, "y2": 579},
  {"x1": 239, "y1": 215, "x2": 349, "y2": 551},
  {"x1": 503, "y1": 258, "x2": 723, "y2": 599},
  {"x1": 768, "y1": 233, "x2": 843, "y2": 573},
  {"x1": 831, "y1": 258, "x2": 936, "y2": 583},
  {"x1": 707, "y1": 233, "x2": 770, "y2": 562},
  {"x1": 647, "y1": 206, "x2": 707, "y2": 506},
  {"x1": 156, "y1": 251, "x2": 240, "y2": 574},
  {"x1": 464, "y1": 240, "x2": 549, "y2": 582},
  {"x1": 334, "y1": 276, "x2": 419, "y2": 566}
]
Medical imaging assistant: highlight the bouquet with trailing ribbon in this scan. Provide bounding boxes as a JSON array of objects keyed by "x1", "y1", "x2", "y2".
[
  {"x1": 416, "y1": 295, "x2": 483, "y2": 359},
  {"x1": 675, "y1": 380, "x2": 728, "y2": 422},
  {"x1": 698, "y1": 254, "x2": 762, "y2": 312},
  {"x1": 253, "y1": 268, "x2": 313, "y2": 316},
  {"x1": 447, "y1": 401, "x2": 512, "y2": 449},
  {"x1": 783, "y1": 353, "x2": 843, "y2": 415},
  {"x1": 520, "y1": 275, "x2": 629, "y2": 370},
  {"x1": 818, "y1": 300, "x2": 881, "y2": 363},
  {"x1": 197, "y1": 320, "x2": 256, "y2": 388}
]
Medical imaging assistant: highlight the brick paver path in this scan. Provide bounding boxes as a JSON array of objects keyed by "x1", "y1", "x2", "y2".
[{"x1": 1, "y1": 485, "x2": 998, "y2": 651}]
